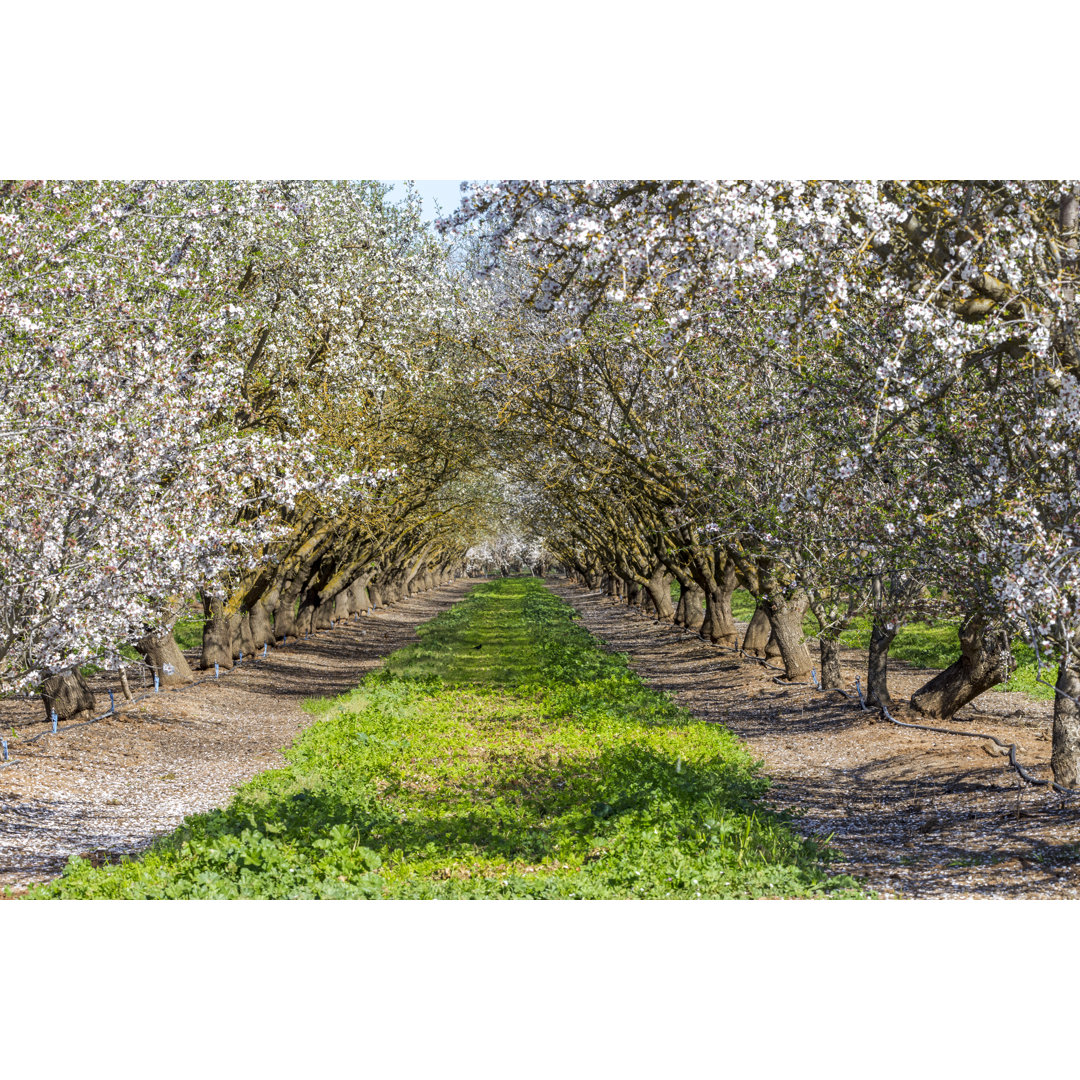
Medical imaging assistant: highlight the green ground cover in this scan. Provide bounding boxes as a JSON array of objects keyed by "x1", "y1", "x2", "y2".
[
  {"x1": 28, "y1": 579, "x2": 862, "y2": 899},
  {"x1": 172, "y1": 617, "x2": 205, "y2": 651}
]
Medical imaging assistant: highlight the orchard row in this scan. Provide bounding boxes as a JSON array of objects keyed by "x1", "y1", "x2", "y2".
[{"x1": 441, "y1": 181, "x2": 1080, "y2": 786}]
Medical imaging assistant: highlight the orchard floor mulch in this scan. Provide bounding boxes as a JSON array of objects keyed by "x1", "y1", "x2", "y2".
[
  {"x1": 0, "y1": 581, "x2": 475, "y2": 893},
  {"x1": 551, "y1": 583, "x2": 1080, "y2": 899}
]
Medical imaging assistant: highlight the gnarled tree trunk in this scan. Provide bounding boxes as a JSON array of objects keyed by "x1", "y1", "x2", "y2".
[
  {"x1": 249, "y1": 598, "x2": 275, "y2": 648},
  {"x1": 742, "y1": 604, "x2": 772, "y2": 655},
  {"x1": 910, "y1": 615, "x2": 1014, "y2": 719},
  {"x1": 677, "y1": 582, "x2": 706, "y2": 633},
  {"x1": 201, "y1": 596, "x2": 235, "y2": 670},
  {"x1": 700, "y1": 560, "x2": 738, "y2": 647},
  {"x1": 761, "y1": 593, "x2": 813, "y2": 680},
  {"x1": 42, "y1": 669, "x2": 96, "y2": 722},
  {"x1": 818, "y1": 636, "x2": 844, "y2": 689},
  {"x1": 137, "y1": 628, "x2": 195, "y2": 687},
  {"x1": 1052, "y1": 650, "x2": 1080, "y2": 788},
  {"x1": 237, "y1": 615, "x2": 255, "y2": 659},
  {"x1": 865, "y1": 618, "x2": 898, "y2": 708},
  {"x1": 644, "y1": 568, "x2": 675, "y2": 622}
]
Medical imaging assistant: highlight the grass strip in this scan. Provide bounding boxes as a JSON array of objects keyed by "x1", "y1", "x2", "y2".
[{"x1": 28, "y1": 579, "x2": 864, "y2": 899}]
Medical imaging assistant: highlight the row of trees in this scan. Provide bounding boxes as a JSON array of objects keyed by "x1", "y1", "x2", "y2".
[
  {"x1": 6, "y1": 178, "x2": 1079, "y2": 789},
  {"x1": 1, "y1": 180, "x2": 504, "y2": 718},
  {"x1": 441, "y1": 181, "x2": 1080, "y2": 786}
]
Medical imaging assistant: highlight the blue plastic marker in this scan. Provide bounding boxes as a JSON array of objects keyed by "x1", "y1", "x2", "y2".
[
  {"x1": 51, "y1": 710, "x2": 58, "y2": 734},
  {"x1": 263, "y1": 643, "x2": 268, "y2": 659},
  {"x1": 108, "y1": 690, "x2": 115, "y2": 714},
  {"x1": 2, "y1": 738, "x2": 7, "y2": 761},
  {"x1": 154, "y1": 673, "x2": 160, "y2": 692},
  {"x1": 239, "y1": 652, "x2": 243, "y2": 665},
  {"x1": 215, "y1": 663, "x2": 220, "y2": 679}
]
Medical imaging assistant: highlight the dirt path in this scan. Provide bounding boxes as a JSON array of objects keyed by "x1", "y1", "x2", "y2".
[
  {"x1": 551, "y1": 583, "x2": 1080, "y2": 898},
  {"x1": 0, "y1": 581, "x2": 475, "y2": 892}
]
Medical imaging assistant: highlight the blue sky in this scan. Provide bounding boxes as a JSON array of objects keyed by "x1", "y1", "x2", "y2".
[{"x1": 385, "y1": 180, "x2": 470, "y2": 225}]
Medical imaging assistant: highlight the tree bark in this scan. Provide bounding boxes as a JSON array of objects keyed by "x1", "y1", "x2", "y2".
[
  {"x1": 865, "y1": 618, "x2": 898, "y2": 708},
  {"x1": 644, "y1": 568, "x2": 675, "y2": 622},
  {"x1": 313, "y1": 598, "x2": 336, "y2": 630},
  {"x1": 761, "y1": 594, "x2": 813, "y2": 680},
  {"x1": 248, "y1": 598, "x2": 275, "y2": 648},
  {"x1": 201, "y1": 596, "x2": 235, "y2": 670},
  {"x1": 41, "y1": 669, "x2": 96, "y2": 722},
  {"x1": 700, "y1": 560, "x2": 738, "y2": 646},
  {"x1": 346, "y1": 578, "x2": 370, "y2": 614},
  {"x1": 137, "y1": 628, "x2": 195, "y2": 687},
  {"x1": 295, "y1": 603, "x2": 315, "y2": 636},
  {"x1": 677, "y1": 582, "x2": 706, "y2": 632},
  {"x1": 910, "y1": 616, "x2": 1014, "y2": 719},
  {"x1": 238, "y1": 614, "x2": 256, "y2": 659},
  {"x1": 742, "y1": 604, "x2": 772, "y2": 655},
  {"x1": 1052, "y1": 654, "x2": 1080, "y2": 788},
  {"x1": 819, "y1": 636, "x2": 844, "y2": 689}
]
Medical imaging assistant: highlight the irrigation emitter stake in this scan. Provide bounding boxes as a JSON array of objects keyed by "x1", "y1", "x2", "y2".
[
  {"x1": 215, "y1": 663, "x2": 220, "y2": 679},
  {"x1": 51, "y1": 710, "x2": 58, "y2": 734},
  {"x1": 108, "y1": 690, "x2": 115, "y2": 714},
  {"x1": 263, "y1": 643, "x2": 267, "y2": 660},
  {"x1": 1, "y1": 738, "x2": 7, "y2": 762},
  {"x1": 154, "y1": 673, "x2": 160, "y2": 693},
  {"x1": 239, "y1": 652, "x2": 243, "y2": 665}
]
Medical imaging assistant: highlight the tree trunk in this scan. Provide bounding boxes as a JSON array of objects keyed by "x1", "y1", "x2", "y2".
[
  {"x1": 701, "y1": 562, "x2": 738, "y2": 646},
  {"x1": 295, "y1": 603, "x2": 316, "y2": 636},
  {"x1": 764, "y1": 627, "x2": 783, "y2": 660},
  {"x1": 137, "y1": 628, "x2": 195, "y2": 687},
  {"x1": 201, "y1": 596, "x2": 235, "y2": 670},
  {"x1": 271, "y1": 579, "x2": 304, "y2": 640},
  {"x1": 333, "y1": 588, "x2": 352, "y2": 622},
  {"x1": 680, "y1": 582, "x2": 706, "y2": 633},
  {"x1": 347, "y1": 578, "x2": 371, "y2": 614},
  {"x1": 41, "y1": 669, "x2": 96, "y2": 722},
  {"x1": 238, "y1": 614, "x2": 256, "y2": 659},
  {"x1": 742, "y1": 604, "x2": 772, "y2": 655},
  {"x1": 249, "y1": 598, "x2": 275, "y2": 648},
  {"x1": 368, "y1": 583, "x2": 383, "y2": 609},
  {"x1": 313, "y1": 598, "x2": 336, "y2": 630},
  {"x1": 761, "y1": 594, "x2": 813, "y2": 680},
  {"x1": 865, "y1": 618, "x2": 898, "y2": 708},
  {"x1": 818, "y1": 636, "x2": 844, "y2": 689},
  {"x1": 1051, "y1": 652, "x2": 1080, "y2": 788},
  {"x1": 644, "y1": 569, "x2": 675, "y2": 621},
  {"x1": 910, "y1": 616, "x2": 1014, "y2": 719}
]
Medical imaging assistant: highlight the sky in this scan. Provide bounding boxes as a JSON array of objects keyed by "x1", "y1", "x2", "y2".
[{"x1": 385, "y1": 180, "x2": 471, "y2": 226}]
